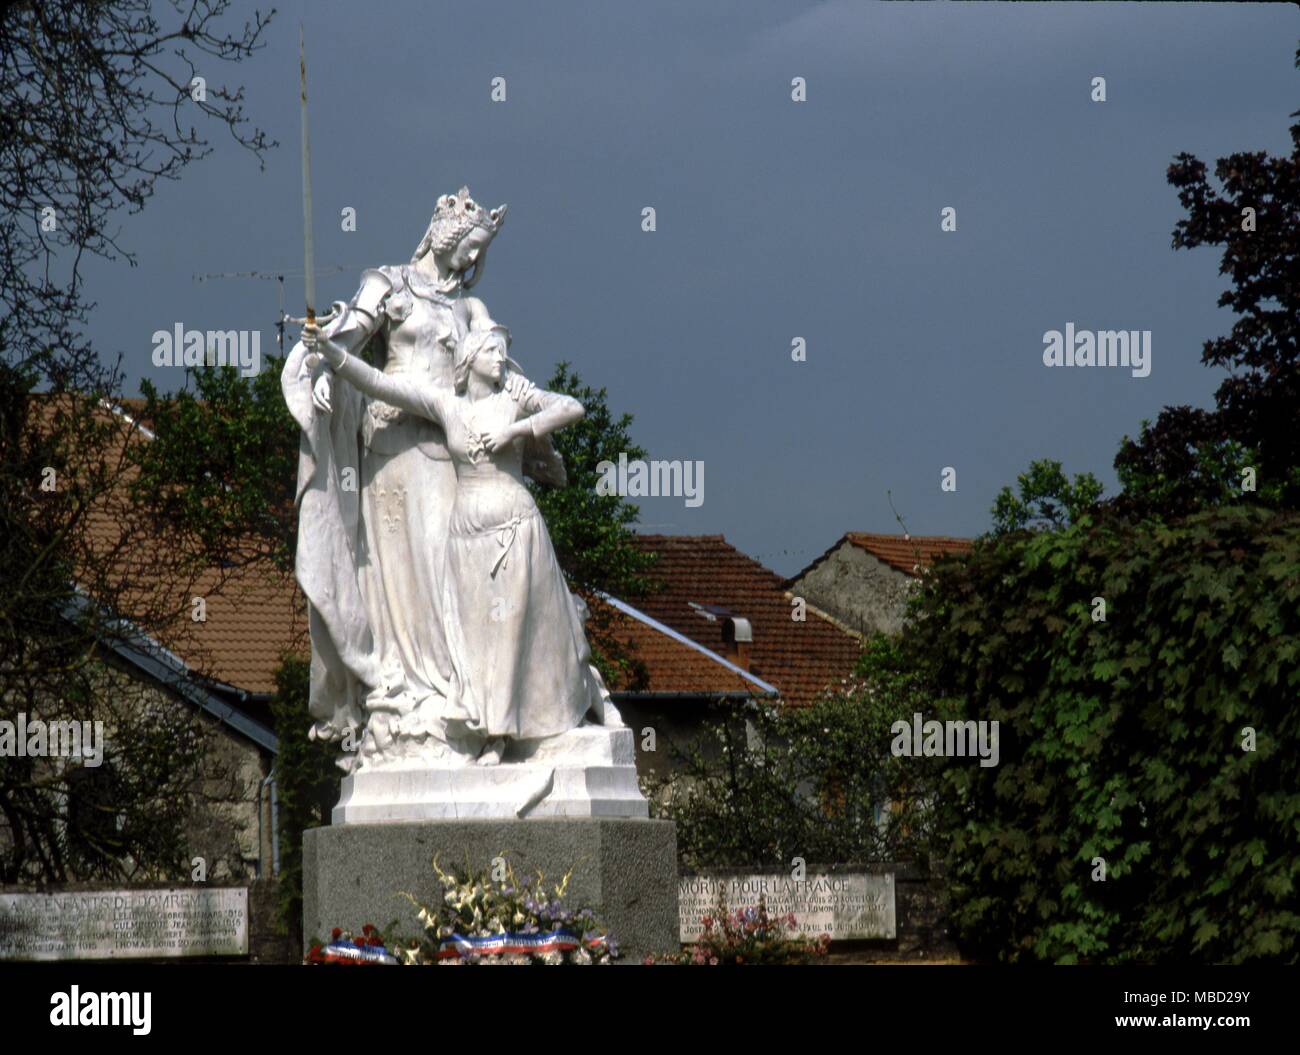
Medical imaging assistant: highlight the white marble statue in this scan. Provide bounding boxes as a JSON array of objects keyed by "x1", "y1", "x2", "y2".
[
  {"x1": 282, "y1": 190, "x2": 646, "y2": 819},
  {"x1": 302, "y1": 322, "x2": 621, "y2": 745},
  {"x1": 282, "y1": 188, "x2": 507, "y2": 767}
]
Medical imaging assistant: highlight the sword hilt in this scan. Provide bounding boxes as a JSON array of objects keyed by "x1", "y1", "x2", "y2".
[{"x1": 286, "y1": 306, "x2": 338, "y2": 329}]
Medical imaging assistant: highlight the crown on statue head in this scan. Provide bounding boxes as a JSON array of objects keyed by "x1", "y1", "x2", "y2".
[{"x1": 434, "y1": 186, "x2": 505, "y2": 232}]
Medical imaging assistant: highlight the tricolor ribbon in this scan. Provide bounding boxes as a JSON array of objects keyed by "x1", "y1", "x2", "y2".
[
  {"x1": 436, "y1": 928, "x2": 603, "y2": 960},
  {"x1": 321, "y1": 940, "x2": 399, "y2": 965}
]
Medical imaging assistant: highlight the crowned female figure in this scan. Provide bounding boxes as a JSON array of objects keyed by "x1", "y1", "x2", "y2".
[
  {"x1": 281, "y1": 188, "x2": 507, "y2": 769},
  {"x1": 300, "y1": 321, "x2": 620, "y2": 764}
]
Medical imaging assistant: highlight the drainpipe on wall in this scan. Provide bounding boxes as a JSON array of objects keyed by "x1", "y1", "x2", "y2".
[
  {"x1": 269, "y1": 770, "x2": 280, "y2": 878},
  {"x1": 260, "y1": 771, "x2": 281, "y2": 879},
  {"x1": 254, "y1": 773, "x2": 265, "y2": 880}
]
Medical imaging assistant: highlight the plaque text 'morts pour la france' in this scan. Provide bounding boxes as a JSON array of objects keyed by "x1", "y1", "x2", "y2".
[
  {"x1": 0, "y1": 888, "x2": 247, "y2": 961},
  {"x1": 679, "y1": 872, "x2": 896, "y2": 942}
]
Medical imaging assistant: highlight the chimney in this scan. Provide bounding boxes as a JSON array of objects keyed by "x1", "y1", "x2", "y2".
[{"x1": 722, "y1": 616, "x2": 753, "y2": 671}]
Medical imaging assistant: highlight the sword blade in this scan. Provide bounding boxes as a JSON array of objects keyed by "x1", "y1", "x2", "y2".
[{"x1": 299, "y1": 24, "x2": 316, "y2": 323}]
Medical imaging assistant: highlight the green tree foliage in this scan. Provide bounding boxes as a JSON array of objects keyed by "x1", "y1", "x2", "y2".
[
  {"x1": 659, "y1": 638, "x2": 938, "y2": 870},
  {"x1": 1, "y1": 364, "x2": 223, "y2": 884},
  {"x1": 991, "y1": 459, "x2": 1104, "y2": 535},
  {"x1": 905, "y1": 507, "x2": 1299, "y2": 963},
  {"x1": 1114, "y1": 46, "x2": 1300, "y2": 516},
  {"x1": 268, "y1": 655, "x2": 339, "y2": 939},
  {"x1": 130, "y1": 360, "x2": 298, "y2": 572},
  {"x1": 914, "y1": 58, "x2": 1300, "y2": 961},
  {"x1": 132, "y1": 358, "x2": 657, "y2": 591},
  {"x1": 527, "y1": 361, "x2": 658, "y2": 689},
  {"x1": 527, "y1": 361, "x2": 658, "y2": 597}
]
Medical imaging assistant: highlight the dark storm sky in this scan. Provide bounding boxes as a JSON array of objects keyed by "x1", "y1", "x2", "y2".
[{"x1": 84, "y1": 1, "x2": 1299, "y2": 575}]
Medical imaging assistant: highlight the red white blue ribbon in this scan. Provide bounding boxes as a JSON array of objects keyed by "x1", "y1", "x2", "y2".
[
  {"x1": 322, "y1": 940, "x2": 399, "y2": 965},
  {"x1": 437, "y1": 929, "x2": 602, "y2": 960}
]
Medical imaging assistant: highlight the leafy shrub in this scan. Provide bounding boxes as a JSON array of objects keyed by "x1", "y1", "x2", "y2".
[
  {"x1": 657, "y1": 636, "x2": 940, "y2": 871},
  {"x1": 908, "y1": 505, "x2": 1300, "y2": 963}
]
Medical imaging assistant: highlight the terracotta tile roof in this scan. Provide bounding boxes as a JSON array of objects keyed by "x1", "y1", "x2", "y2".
[
  {"x1": 791, "y1": 532, "x2": 974, "y2": 582},
  {"x1": 589, "y1": 593, "x2": 777, "y2": 699},
  {"x1": 845, "y1": 533, "x2": 972, "y2": 575},
  {"x1": 40, "y1": 397, "x2": 306, "y2": 701},
  {"x1": 160, "y1": 565, "x2": 306, "y2": 698},
  {"x1": 52, "y1": 401, "x2": 870, "y2": 710},
  {"x1": 624, "y1": 535, "x2": 862, "y2": 706}
]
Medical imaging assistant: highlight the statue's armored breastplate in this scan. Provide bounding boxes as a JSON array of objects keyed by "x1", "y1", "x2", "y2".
[{"x1": 362, "y1": 266, "x2": 463, "y2": 459}]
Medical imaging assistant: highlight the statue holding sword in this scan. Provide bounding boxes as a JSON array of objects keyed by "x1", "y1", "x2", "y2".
[{"x1": 281, "y1": 30, "x2": 506, "y2": 770}]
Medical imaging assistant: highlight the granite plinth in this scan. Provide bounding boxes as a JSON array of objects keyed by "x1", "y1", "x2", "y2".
[{"x1": 302, "y1": 817, "x2": 678, "y2": 962}]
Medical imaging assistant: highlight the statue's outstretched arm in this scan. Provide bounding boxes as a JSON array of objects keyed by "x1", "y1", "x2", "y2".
[
  {"x1": 308, "y1": 329, "x2": 447, "y2": 428},
  {"x1": 308, "y1": 270, "x2": 392, "y2": 411}
]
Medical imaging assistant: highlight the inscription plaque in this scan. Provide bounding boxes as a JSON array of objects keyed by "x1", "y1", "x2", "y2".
[
  {"x1": 0, "y1": 888, "x2": 248, "y2": 961},
  {"x1": 678, "y1": 872, "x2": 895, "y2": 942}
]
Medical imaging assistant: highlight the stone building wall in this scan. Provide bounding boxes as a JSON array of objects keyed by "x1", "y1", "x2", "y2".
[
  {"x1": 789, "y1": 543, "x2": 918, "y2": 637},
  {"x1": 95, "y1": 653, "x2": 272, "y2": 883},
  {"x1": 0, "y1": 652, "x2": 273, "y2": 887},
  {"x1": 186, "y1": 706, "x2": 272, "y2": 883}
]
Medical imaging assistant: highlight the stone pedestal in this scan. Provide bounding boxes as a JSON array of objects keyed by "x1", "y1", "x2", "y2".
[
  {"x1": 302, "y1": 818, "x2": 678, "y2": 962},
  {"x1": 332, "y1": 726, "x2": 648, "y2": 823}
]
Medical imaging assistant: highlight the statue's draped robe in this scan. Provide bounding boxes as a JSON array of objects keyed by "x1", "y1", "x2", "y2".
[
  {"x1": 282, "y1": 267, "x2": 464, "y2": 743},
  {"x1": 282, "y1": 266, "x2": 579, "y2": 753},
  {"x1": 323, "y1": 352, "x2": 614, "y2": 740},
  {"x1": 282, "y1": 312, "x2": 380, "y2": 740},
  {"x1": 351, "y1": 269, "x2": 461, "y2": 736}
]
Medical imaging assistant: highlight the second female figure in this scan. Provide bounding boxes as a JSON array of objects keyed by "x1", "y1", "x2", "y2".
[{"x1": 303, "y1": 321, "x2": 619, "y2": 759}]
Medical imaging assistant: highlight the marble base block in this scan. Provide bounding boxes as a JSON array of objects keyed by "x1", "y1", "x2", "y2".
[
  {"x1": 302, "y1": 817, "x2": 679, "y2": 962},
  {"x1": 333, "y1": 726, "x2": 648, "y2": 823}
]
